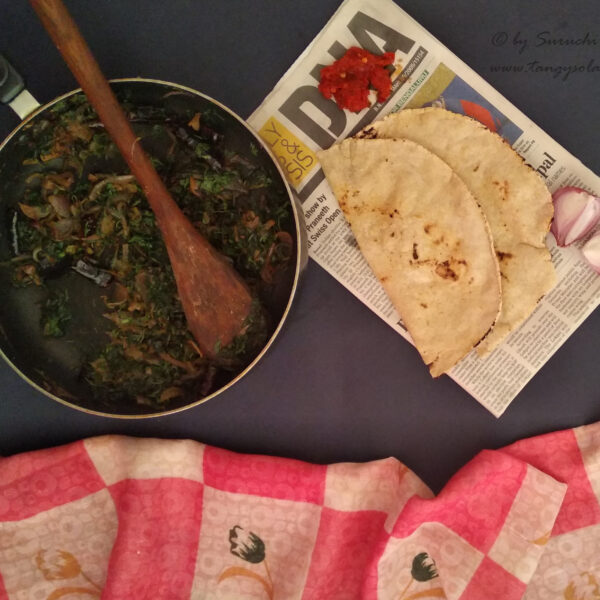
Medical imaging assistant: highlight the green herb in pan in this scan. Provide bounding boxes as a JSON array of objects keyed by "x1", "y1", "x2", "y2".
[
  {"x1": 7, "y1": 95, "x2": 293, "y2": 408},
  {"x1": 40, "y1": 289, "x2": 72, "y2": 337}
]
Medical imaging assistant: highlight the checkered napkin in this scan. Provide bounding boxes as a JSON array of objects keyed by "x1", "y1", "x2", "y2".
[{"x1": 2, "y1": 422, "x2": 600, "y2": 599}]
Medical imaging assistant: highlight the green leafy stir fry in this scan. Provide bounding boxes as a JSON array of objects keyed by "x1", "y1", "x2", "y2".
[{"x1": 8, "y1": 93, "x2": 293, "y2": 408}]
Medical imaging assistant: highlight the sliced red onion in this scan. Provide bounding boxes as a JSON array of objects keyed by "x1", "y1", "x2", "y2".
[
  {"x1": 48, "y1": 194, "x2": 72, "y2": 218},
  {"x1": 18, "y1": 202, "x2": 52, "y2": 221},
  {"x1": 582, "y1": 232, "x2": 600, "y2": 274},
  {"x1": 49, "y1": 218, "x2": 74, "y2": 240},
  {"x1": 551, "y1": 187, "x2": 600, "y2": 247}
]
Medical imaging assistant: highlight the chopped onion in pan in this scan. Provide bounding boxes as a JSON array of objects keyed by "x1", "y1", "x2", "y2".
[{"x1": 551, "y1": 187, "x2": 600, "y2": 247}]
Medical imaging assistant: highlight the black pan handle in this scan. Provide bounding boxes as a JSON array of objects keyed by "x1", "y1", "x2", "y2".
[
  {"x1": 0, "y1": 55, "x2": 24, "y2": 104},
  {"x1": 0, "y1": 55, "x2": 40, "y2": 119}
]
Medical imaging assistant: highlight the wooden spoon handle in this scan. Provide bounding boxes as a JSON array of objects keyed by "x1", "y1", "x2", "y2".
[{"x1": 29, "y1": 0, "x2": 175, "y2": 227}]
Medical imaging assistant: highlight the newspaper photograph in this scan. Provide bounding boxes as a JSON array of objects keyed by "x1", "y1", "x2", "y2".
[{"x1": 247, "y1": 0, "x2": 600, "y2": 417}]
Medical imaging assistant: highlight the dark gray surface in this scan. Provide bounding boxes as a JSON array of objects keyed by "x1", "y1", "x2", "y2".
[{"x1": 0, "y1": 0, "x2": 598, "y2": 493}]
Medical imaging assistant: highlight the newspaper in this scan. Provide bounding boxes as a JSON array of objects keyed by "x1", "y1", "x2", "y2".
[{"x1": 247, "y1": 0, "x2": 600, "y2": 417}]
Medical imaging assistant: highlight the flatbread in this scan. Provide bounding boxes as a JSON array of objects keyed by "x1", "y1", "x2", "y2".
[
  {"x1": 359, "y1": 108, "x2": 556, "y2": 354},
  {"x1": 317, "y1": 137, "x2": 502, "y2": 376}
]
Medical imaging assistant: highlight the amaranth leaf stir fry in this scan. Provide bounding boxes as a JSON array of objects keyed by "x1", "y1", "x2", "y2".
[{"x1": 6, "y1": 93, "x2": 293, "y2": 408}]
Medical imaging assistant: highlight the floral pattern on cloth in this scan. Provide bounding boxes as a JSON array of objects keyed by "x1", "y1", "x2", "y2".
[
  {"x1": 35, "y1": 548, "x2": 102, "y2": 598},
  {"x1": 219, "y1": 526, "x2": 274, "y2": 598},
  {"x1": 2, "y1": 422, "x2": 600, "y2": 598}
]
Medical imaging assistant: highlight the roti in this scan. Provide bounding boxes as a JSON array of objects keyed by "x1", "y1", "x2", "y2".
[
  {"x1": 316, "y1": 137, "x2": 502, "y2": 376},
  {"x1": 359, "y1": 108, "x2": 556, "y2": 355}
]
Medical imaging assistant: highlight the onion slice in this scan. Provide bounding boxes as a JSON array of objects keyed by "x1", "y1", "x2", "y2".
[
  {"x1": 582, "y1": 233, "x2": 600, "y2": 274},
  {"x1": 551, "y1": 187, "x2": 600, "y2": 247}
]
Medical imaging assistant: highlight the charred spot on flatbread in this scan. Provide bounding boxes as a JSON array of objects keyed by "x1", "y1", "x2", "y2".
[
  {"x1": 356, "y1": 126, "x2": 378, "y2": 139},
  {"x1": 435, "y1": 261, "x2": 458, "y2": 281}
]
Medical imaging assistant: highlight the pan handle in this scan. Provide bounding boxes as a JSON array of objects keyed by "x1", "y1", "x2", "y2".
[{"x1": 0, "y1": 55, "x2": 40, "y2": 120}]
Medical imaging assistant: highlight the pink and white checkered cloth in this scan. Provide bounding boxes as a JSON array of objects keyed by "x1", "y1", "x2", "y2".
[{"x1": 2, "y1": 421, "x2": 600, "y2": 599}]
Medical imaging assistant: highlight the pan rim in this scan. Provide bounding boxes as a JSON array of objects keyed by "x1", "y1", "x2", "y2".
[{"x1": 0, "y1": 77, "x2": 305, "y2": 419}]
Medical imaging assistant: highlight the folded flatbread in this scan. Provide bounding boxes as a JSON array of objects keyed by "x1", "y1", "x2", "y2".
[
  {"x1": 359, "y1": 108, "x2": 556, "y2": 355},
  {"x1": 317, "y1": 137, "x2": 502, "y2": 376}
]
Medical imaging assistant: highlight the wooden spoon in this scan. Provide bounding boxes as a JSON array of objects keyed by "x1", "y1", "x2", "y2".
[{"x1": 30, "y1": 0, "x2": 253, "y2": 359}]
